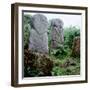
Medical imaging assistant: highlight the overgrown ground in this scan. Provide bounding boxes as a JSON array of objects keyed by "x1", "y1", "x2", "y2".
[
  {"x1": 48, "y1": 26, "x2": 80, "y2": 76},
  {"x1": 24, "y1": 15, "x2": 80, "y2": 77}
]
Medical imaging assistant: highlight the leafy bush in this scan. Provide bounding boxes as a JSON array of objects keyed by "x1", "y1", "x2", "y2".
[
  {"x1": 24, "y1": 49, "x2": 53, "y2": 77},
  {"x1": 24, "y1": 15, "x2": 31, "y2": 48},
  {"x1": 64, "y1": 26, "x2": 80, "y2": 49},
  {"x1": 52, "y1": 57, "x2": 80, "y2": 76},
  {"x1": 50, "y1": 45, "x2": 68, "y2": 59},
  {"x1": 24, "y1": 15, "x2": 31, "y2": 24},
  {"x1": 52, "y1": 67, "x2": 66, "y2": 76}
]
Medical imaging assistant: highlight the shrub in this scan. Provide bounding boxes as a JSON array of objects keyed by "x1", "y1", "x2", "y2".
[
  {"x1": 24, "y1": 15, "x2": 31, "y2": 48},
  {"x1": 50, "y1": 45, "x2": 67, "y2": 59},
  {"x1": 24, "y1": 49, "x2": 53, "y2": 77},
  {"x1": 52, "y1": 67, "x2": 68, "y2": 76},
  {"x1": 64, "y1": 26, "x2": 80, "y2": 49}
]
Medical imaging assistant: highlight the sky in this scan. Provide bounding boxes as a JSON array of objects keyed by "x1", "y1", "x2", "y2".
[{"x1": 24, "y1": 12, "x2": 82, "y2": 29}]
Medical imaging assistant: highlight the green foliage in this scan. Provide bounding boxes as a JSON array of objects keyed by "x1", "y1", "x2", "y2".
[
  {"x1": 24, "y1": 15, "x2": 31, "y2": 48},
  {"x1": 24, "y1": 15, "x2": 31, "y2": 24},
  {"x1": 50, "y1": 45, "x2": 68, "y2": 59},
  {"x1": 24, "y1": 24, "x2": 30, "y2": 48},
  {"x1": 51, "y1": 57, "x2": 80, "y2": 76},
  {"x1": 52, "y1": 67, "x2": 65, "y2": 76},
  {"x1": 24, "y1": 66, "x2": 40, "y2": 77},
  {"x1": 64, "y1": 26, "x2": 80, "y2": 49}
]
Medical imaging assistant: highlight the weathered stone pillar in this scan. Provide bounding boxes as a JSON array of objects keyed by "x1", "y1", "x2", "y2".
[
  {"x1": 29, "y1": 14, "x2": 48, "y2": 54},
  {"x1": 50, "y1": 19, "x2": 64, "y2": 49}
]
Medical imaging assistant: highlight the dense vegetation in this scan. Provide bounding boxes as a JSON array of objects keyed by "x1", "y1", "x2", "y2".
[
  {"x1": 24, "y1": 15, "x2": 80, "y2": 77},
  {"x1": 24, "y1": 15, "x2": 31, "y2": 49}
]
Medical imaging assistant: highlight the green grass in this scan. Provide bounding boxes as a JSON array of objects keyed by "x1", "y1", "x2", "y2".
[{"x1": 51, "y1": 56, "x2": 80, "y2": 76}]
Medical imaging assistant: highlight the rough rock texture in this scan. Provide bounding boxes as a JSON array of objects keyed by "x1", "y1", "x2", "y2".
[
  {"x1": 72, "y1": 36, "x2": 80, "y2": 57},
  {"x1": 24, "y1": 49, "x2": 53, "y2": 77},
  {"x1": 29, "y1": 14, "x2": 48, "y2": 54},
  {"x1": 50, "y1": 19, "x2": 64, "y2": 49}
]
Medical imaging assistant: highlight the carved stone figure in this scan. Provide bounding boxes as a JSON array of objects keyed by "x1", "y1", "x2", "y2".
[
  {"x1": 29, "y1": 14, "x2": 48, "y2": 53},
  {"x1": 50, "y1": 19, "x2": 64, "y2": 48}
]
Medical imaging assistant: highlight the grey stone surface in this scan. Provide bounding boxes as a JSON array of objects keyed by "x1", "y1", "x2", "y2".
[
  {"x1": 50, "y1": 19, "x2": 64, "y2": 48},
  {"x1": 31, "y1": 14, "x2": 48, "y2": 34},
  {"x1": 29, "y1": 14, "x2": 48, "y2": 53}
]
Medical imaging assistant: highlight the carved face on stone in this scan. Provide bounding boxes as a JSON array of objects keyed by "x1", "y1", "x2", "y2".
[
  {"x1": 29, "y1": 14, "x2": 49, "y2": 54},
  {"x1": 50, "y1": 19, "x2": 64, "y2": 48},
  {"x1": 32, "y1": 14, "x2": 48, "y2": 34},
  {"x1": 51, "y1": 19, "x2": 63, "y2": 33}
]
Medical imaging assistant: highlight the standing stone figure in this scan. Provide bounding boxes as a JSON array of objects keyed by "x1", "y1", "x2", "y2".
[
  {"x1": 29, "y1": 14, "x2": 48, "y2": 54},
  {"x1": 50, "y1": 19, "x2": 64, "y2": 48},
  {"x1": 72, "y1": 36, "x2": 80, "y2": 57}
]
